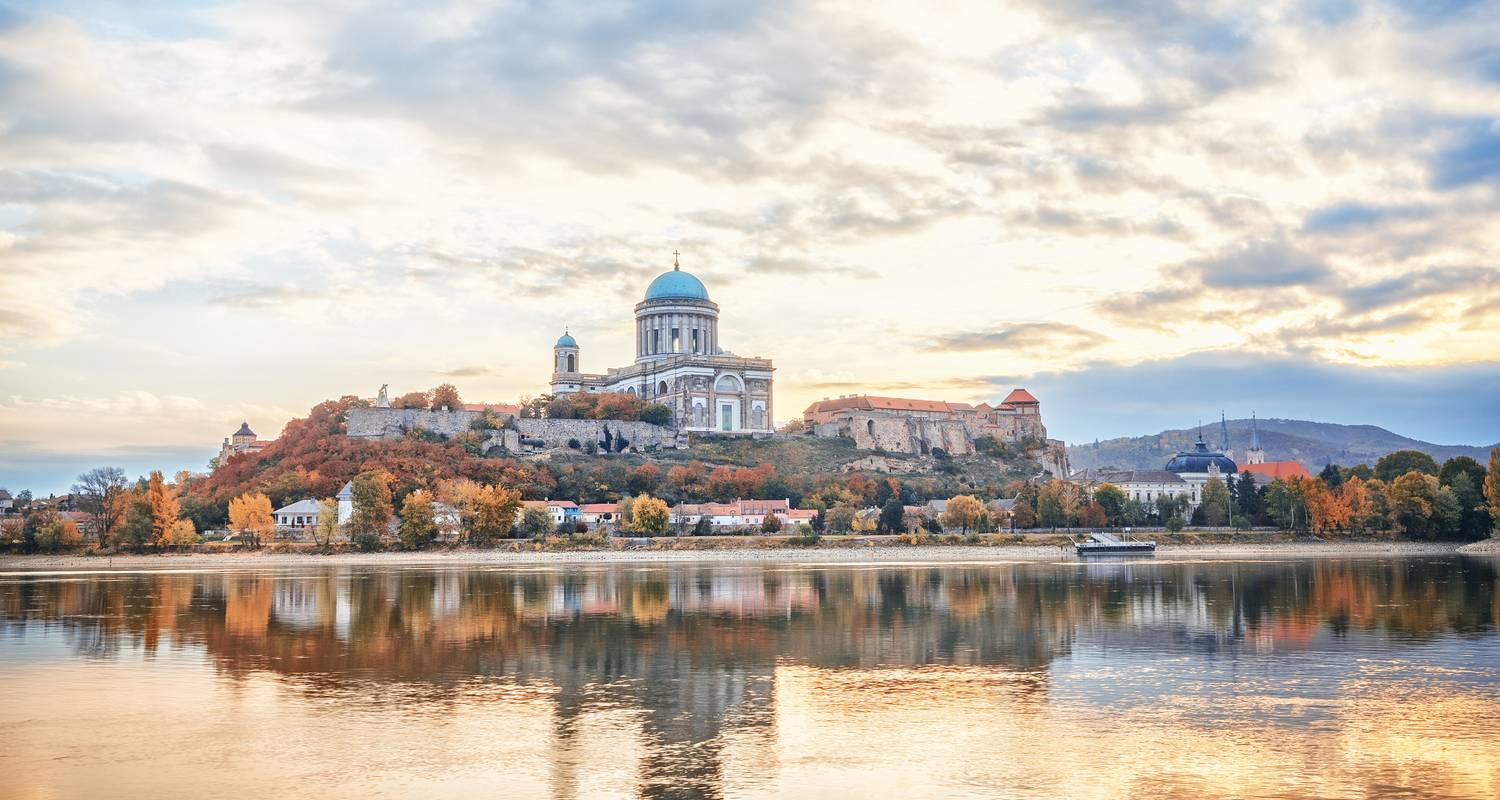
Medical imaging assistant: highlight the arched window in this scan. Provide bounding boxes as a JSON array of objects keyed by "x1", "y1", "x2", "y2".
[
  {"x1": 626, "y1": 386, "x2": 636, "y2": 395},
  {"x1": 566, "y1": 354, "x2": 576, "y2": 372},
  {"x1": 657, "y1": 380, "x2": 668, "y2": 396},
  {"x1": 714, "y1": 374, "x2": 742, "y2": 393}
]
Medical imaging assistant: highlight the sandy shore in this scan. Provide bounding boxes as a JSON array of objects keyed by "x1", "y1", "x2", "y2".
[{"x1": 0, "y1": 541, "x2": 1474, "y2": 572}]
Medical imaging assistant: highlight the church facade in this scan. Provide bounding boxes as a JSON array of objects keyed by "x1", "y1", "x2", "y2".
[{"x1": 549, "y1": 261, "x2": 775, "y2": 432}]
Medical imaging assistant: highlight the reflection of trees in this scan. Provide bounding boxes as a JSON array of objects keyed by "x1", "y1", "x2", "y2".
[{"x1": 1, "y1": 557, "x2": 1494, "y2": 792}]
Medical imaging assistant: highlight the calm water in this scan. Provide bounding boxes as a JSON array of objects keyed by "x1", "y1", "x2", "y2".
[{"x1": 2, "y1": 556, "x2": 1498, "y2": 799}]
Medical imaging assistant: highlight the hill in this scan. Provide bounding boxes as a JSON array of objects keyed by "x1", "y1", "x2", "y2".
[{"x1": 1067, "y1": 418, "x2": 1498, "y2": 473}]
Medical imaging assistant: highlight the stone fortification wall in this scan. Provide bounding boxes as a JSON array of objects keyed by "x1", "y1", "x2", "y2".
[
  {"x1": 347, "y1": 407, "x2": 484, "y2": 438},
  {"x1": 349, "y1": 408, "x2": 685, "y2": 453},
  {"x1": 512, "y1": 418, "x2": 684, "y2": 452},
  {"x1": 841, "y1": 414, "x2": 977, "y2": 456}
]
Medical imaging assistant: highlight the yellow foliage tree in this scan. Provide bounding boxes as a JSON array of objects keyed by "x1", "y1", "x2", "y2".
[
  {"x1": 1485, "y1": 448, "x2": 1500, "y2": 538},
  {"x1": 146, "y1": 470, "x2": 182, "y2": 548},
  {"x1": 228, "y1": 492, "x2": 275, "y2": 547},
  {"x1": 630, "y1": 494, "x2": 670, "y2": 535},
  {"x1": 168, "y1": 519, "x2": 199, "y2": 547},
  {"x1": 940, "y1": 494, "x2": 985, "y2": 533}
]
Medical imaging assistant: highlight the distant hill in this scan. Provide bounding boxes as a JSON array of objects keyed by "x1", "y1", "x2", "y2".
[{"x1": 1067, "y1": 418, "x2": 1498, "y2": 474}]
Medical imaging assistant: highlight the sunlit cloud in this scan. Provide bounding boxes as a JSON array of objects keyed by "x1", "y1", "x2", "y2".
[{"x1": 1, "y1": 0, "x2": 1499, "y2": 490}]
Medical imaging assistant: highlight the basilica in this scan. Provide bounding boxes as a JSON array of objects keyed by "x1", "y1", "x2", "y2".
[{"x1": 550, "y1": 259, "x2": 775, "y2": 432}]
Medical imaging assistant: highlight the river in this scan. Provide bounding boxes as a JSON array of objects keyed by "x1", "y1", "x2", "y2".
[{"x1": 2, "y1": 555, "x2": 1497, "y2": 798}]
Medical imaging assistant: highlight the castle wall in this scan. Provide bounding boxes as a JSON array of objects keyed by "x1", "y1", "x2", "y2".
[
  {"x1": 841, "y1": 414, "x2": 977, "y2": 456},
  {"x1": 512, "y1": 418, "x2": 682, "y2": 451},
  {"x1": 346, "y1": 408, "x2": 485, "y2": 438}
]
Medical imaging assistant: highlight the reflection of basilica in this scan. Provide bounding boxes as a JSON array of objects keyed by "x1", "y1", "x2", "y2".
[{"x1": 5, "y1": 560, "x2": 1496, "y2": 799}]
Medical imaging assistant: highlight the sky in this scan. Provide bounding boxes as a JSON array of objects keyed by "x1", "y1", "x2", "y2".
[{"x1": 1, "y1": 0, "x2": 1499, "y2": 494}]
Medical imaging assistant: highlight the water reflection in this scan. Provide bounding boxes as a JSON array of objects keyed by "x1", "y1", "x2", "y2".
[{"x1": 1, "y1": 557, "x2": 1497, "y2": 799}]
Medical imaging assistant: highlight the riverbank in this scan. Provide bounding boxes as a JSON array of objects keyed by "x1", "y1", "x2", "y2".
[{"x1": 0, "y1": 540, "x2": 1473, "y2": 571}]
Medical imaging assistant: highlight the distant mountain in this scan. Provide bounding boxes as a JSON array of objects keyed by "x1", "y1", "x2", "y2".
[{"x1": 1067, "y1": 418, "x2": 1498, "y2": 474}]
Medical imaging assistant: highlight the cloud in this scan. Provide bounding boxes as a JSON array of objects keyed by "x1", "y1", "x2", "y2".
[
  {"x1": 987, "y1": 352, "x2": 1500, "y2": 445},
  {"x1": 930, "y1": 323, "x2": 1108, "y2": 355},
  {"x1": 1339, "y1": 265, "x2": 1500, "y2": 313},
  {"x1": 1431, "y1": 121, "x2": 1500, "y2": 189},
  {"x1": 433, "y1": 366, "x2": 501, "y2": 378},
  {"x1": 1302, "y1": 202, "x2": 1428, "y2": 233}
]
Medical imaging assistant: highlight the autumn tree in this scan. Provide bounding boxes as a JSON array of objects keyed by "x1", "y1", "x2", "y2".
[
  {"x1": 71, "y1": 466, "x2": 128, "y2": 547},
  {"x1": 465, "y1": 484, "x2": 523, "y2": 545},
  {"x1": 825, "y1": 505, "x2": 855, "y2": 534},
  {"x1": 630, "y1": 494, "x2": 670, "y2": 535},
  {"x1": 760, "y1": 512, "x2": 783, "y2": 534},
  {"x1": 397, "y1": 490, "x2": 438, "y2": 550},
  {"x1": 1200, "y1": 477, "x2": 1231, "y2": 527},
  {"x1": 312, "y1": 498, "x2": 340, "y2": 549},
  {"x1": 940, "y1": 495, "x2": 984, "y2": 533},
  {"x1": 147, "y1": 471, "x2": 183, "y2": 548},
  {"x1": 430, "y1": 383, "x2": 463, "y2": 410},
  {"x1": 1079, "y1": 501, "x2": 1107, "y2": 528},
  {"x1": 1486, "y1": 449, "x2": 1500, "y2": 538},
  {"x1": 228, "y1": 492, "x2": 274, "y2": 547},
  {"x1": 392, "y1": 391, "x2": 430, "y2": 409},
  {"x1": 348, "y1": 471, "x2": 393, "y2": 551},
  {"x1": 627, "y1": 464, "x2": 662, "y2": 496},
  {"x1": 1036, "y1": 480, "x2": 1079, "y2": 530}
]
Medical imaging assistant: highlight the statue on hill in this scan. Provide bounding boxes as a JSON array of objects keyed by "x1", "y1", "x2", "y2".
[{"x1": 376, "y1": 384, "x2": 390, "y2": 408}]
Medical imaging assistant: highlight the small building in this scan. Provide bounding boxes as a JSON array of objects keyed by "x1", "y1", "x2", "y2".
[
  {"x1": 522, "y1": 500, "x2": 579, "y2": 526},
  {"x1": 579, "y1": 503, "x2": 620, "y2": 526},
  {"x1": 1236, "y1": 460, "x2": 1312, "y2": 487},
  {"x1": 0, "y1": 490, "x2": 13, "y2": 516},
  {"x1": 274, "y1": 498, "x2": 325, "y2": 530},
  {"x1": 218, "y1": 421, "x2": 273, "y2": 465}
]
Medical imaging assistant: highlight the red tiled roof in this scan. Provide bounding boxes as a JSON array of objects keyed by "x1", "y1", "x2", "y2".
[
  {"x1": 1240, "y1": 461, "x2": 1311, "y2": 480},
  {"x1": 579, "y1": 503, "x2": 618, "y2": 513},
  {"x1": 1001, "y1": 388, "x2": 1038, "y2": 404},
  {"x1": 804, "y1": 395, "x2": 967, "y2": 415}
]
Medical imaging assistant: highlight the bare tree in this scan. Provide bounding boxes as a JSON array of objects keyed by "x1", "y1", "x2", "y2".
[{"x1": 72, "y1": 467, "x2": 127, "y2": 547}]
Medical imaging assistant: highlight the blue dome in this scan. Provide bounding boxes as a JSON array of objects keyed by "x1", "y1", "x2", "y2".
[
  {"x1": 644, "y1": 268, "x2": 709, "y2": 301},
  {"x1": 1165, "y1": 439, "x2": 1238, "y2": 475},
  {"x1": 555, "y1": 332, "x2": 577, "y2": 348}
]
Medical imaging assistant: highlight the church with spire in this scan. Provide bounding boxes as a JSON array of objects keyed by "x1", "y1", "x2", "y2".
[{"x1": 549, "y1": 254, "x2": 775, "y2": 432}]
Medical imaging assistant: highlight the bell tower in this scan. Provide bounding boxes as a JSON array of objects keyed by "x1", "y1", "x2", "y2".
[{"x1": 554, "y1": 331, "x2": 579, "y2": 374}]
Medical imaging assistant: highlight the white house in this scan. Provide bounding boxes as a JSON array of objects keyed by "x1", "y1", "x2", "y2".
[{"x1": 273, "y1": 498, "x2": 325, "y2": 530}]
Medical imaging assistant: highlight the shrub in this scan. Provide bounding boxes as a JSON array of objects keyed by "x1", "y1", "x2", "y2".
[
  {"x1": 567, "y1": 438, "x2": 581, "y2": 449},
  {"x1": 1165, "y1": 516, "x2": 1185, "y2": 532},
  {"x1": 639, "y1": 404, "x2": 673, "y2": 427},
  {"x1": 1231, "y1": 515, "x2": 1251, "y2": 531}
]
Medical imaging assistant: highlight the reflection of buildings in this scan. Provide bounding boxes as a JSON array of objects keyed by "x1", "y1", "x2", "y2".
[{"x1": 5, "y1": 559, "x2": 1495, "y2": 798}]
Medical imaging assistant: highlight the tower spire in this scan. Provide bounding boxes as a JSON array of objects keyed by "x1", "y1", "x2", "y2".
[
  {"x1": 1219, "y1": 410, "x2": 1230, "y2": 452},
  {"x1": 672, "y1": 249, "x2": 680, "y2": 270}
]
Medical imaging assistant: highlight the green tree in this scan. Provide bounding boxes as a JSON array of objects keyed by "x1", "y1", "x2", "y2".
[
  {"x1": 521, "y1": 506, "x2": 554, "y2": 539},
  {"x1": 1200, "y1": 477, "x2": 1231, "y2": 527},
  {"x1": 348, "y1": 470, "x2": 393, "y2": 551},
  {"x1": 1439, "y1": 456, "x2": 1491, "y2": 540},
  {"x1": 1265, "y1": 479, "x2": 1308, "y2": 532},
  {"x1": 639, "y1": 404, "x2": 673, "y2": 426},
  {"x1": 1235, "y1": 472, "x2": 1260, "y2": 519},
  {"x1": 826, "y1": 505, "x2": 855, "y2": 534},
  {"x1": 1386, "y1": 471, "x2": 1439, "y2": 539},
  {"x1": 878, "y1": 497, "x2": 905, "y2": 533},
  {"x1": 1375, "y1": 450, "x2": 1439, "y2": 482},
  {"x1": 1318, "y1": 463, "x2": 1343, "y2": 488},
  {"x1": 1093, "y1": 484, "x2": 1127, "y2": 525},
  {"x1": 397, "y1": 490, "x2": 438, "y2": 550},
  {"x1": 117, "y1": 492, "x2": 155, "y2": 551}
]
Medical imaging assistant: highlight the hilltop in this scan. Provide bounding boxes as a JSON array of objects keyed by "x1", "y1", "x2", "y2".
[{"x1": 1067, "y1": 418, "x2": 1498, "y2": 473}]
